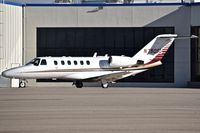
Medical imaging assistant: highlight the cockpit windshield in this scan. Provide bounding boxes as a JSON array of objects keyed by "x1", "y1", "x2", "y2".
[{"x1": 26, "y1": 58, "x2": 41, "y2": 66}]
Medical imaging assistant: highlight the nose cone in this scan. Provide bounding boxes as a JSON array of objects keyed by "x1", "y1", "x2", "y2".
[
  {"x1": 2, "y1": 69, "x2": 13, "y2": 78},
  {"x1": 1, "y1": 67, "x2": 19, "y2": 78},
  {"x1": 2, "y1": 66, "x2": 26, "y2": 79}
]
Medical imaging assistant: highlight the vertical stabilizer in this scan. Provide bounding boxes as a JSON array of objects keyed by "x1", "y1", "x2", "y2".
[{"x1": 133, "y1": 34, "x2": 177, "y2": 65}]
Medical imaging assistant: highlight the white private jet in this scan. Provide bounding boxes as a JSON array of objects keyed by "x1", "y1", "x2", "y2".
[{"x1": 1, "y1": 34, "x2": 197, "y2": 88}]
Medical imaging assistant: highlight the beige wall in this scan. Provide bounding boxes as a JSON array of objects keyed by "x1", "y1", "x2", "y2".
[{"x1": 0, "y1": 4, "x2": 23, "y2": 87}]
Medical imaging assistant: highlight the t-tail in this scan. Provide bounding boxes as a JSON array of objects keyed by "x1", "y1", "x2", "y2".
[{"x1": 133, "y1": 34, "x2": 177, "y2": 65}]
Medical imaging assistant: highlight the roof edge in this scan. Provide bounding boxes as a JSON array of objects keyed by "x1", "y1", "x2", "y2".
[
  {"x1": 2, "y1": 1, "x2": 200, "y2": 7},
  {"x1": 3, "y1": 1, "x2": 23, "y2": 7}
]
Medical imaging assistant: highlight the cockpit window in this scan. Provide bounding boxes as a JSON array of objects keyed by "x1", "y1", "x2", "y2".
[
  {"x1": 40, "y1": 59, "x2": 47, "y2": 65},
  {"x1": 33, "y1": 59, "x2": 40, "y2": 66},
  {"x1": 26, "y1": 58, "x2": 40, "y2": 66}
]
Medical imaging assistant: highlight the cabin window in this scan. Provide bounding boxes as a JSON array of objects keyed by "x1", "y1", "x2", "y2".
[
  {"x1": 80, "y1": 61, "x2": 84, "y2": 65},
  {"x1": 74, "y1": 61, "x2": 77, "y2": 65},
  {"x1": 40, "y1": 59, "x2": 47, "y2": 65},
  {"x1": 67, "y1": 60, "x2": 71, "y2": 65},
  {"x1": 86, "y1": 60, "x2": 90, "y2": 65},
  {"x1": 61, "y1": 60, "x2": 65, "y2": 65},
  {"x1": 54, "y1": 61, "x2": 58, "y2": 65}
]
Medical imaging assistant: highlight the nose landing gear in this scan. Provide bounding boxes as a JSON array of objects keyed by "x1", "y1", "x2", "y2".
[{"x1": 19, "y1": 80, "x2": 27, "y2": 88}]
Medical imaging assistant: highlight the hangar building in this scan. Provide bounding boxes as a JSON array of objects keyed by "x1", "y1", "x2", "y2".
[{"x1": 0, "y1": 0, "x2": 200, "y2": 87}]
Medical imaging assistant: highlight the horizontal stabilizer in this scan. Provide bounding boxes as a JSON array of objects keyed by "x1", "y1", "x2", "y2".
[{"x1": 174, "y1": 35, "x2": 198, "y2": 39}]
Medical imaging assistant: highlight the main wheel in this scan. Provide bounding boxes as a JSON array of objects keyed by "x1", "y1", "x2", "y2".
[
  {"x1": 19, "y1": 81, "x2": 26, "y2": 88},
  {"x1": 101, "y1": 83, "x2": 109, "y2": 88},
  {"x1": 75, "y1": 81, "x2": 83, "y2": 88}
]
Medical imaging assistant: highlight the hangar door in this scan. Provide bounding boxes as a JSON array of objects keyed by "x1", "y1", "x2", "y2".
[{"x1": 37, "y1": 27, "x2": 174, "y2": 82}]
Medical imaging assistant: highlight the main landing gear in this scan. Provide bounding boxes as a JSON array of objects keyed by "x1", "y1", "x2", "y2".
[
  {"x1": 74, "y1": 81, "x2": 83, "y2": 88},
  {"x1": 101, "y1": 82, "x2": 109, "y2": 88},
  {"x1": 73, "y1": 81, "x2": 109, "y2": 88}
]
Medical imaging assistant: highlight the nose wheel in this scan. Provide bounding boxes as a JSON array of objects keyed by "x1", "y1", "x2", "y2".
[{"x1": 19, "y1": 80, "x2": 26, "y2": 88}]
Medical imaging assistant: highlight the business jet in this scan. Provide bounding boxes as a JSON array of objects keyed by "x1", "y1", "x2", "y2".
[{"x1": 1, "y1": 34, "x2": 197, "y2": 88}]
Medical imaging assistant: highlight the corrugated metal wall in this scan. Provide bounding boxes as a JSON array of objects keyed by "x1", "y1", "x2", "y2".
[{"x1": 0, "y1": 3, "x2": 23, "y2": 87}]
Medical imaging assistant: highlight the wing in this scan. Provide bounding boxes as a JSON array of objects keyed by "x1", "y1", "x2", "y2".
[
  {"x1": 85, "y1": 69, "x2": 147, "y2": 83},
  {"x1": 87, "y1": 61, "x2": 162, "y2": 83},
  {"x1": 62, "y1": 61, "x2": 161, "y2": 82}
]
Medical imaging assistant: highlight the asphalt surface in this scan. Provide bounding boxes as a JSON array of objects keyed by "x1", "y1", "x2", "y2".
[{"x1": 0, "y1": 87, "x2": 200, "y2": 133}]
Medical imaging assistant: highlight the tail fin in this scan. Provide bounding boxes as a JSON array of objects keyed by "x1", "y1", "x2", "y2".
[{"x1": 133, "y1": 34, "x2": 177, "y2": 65}]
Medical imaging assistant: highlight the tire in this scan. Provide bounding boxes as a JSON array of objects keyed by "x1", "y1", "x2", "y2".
[
  {"x1": 101, "y1": 83, "x2": 108, "y2": 88},
  {"x1": 75, "y1": 81, "x2": 83, "y2": 88},
  {"x1": 19, "y1": 81, "x2": 26, "y2": 88}
]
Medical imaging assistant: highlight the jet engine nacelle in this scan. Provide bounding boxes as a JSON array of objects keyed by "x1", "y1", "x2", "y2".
[{"x1": 108, "y1": 56, "x2": 137, "y2": 68}]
